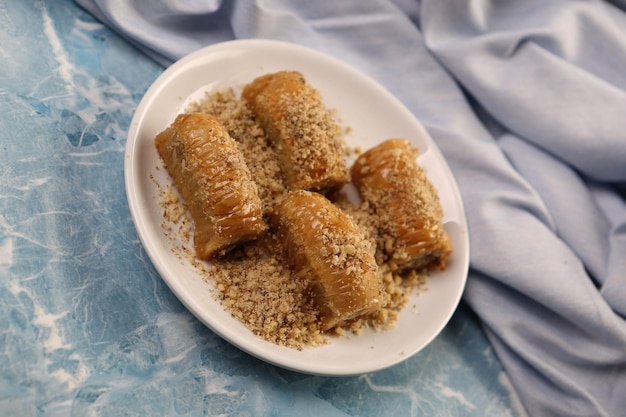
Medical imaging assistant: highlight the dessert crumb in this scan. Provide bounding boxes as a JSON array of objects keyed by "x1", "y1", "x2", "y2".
[{"x1": 156, "y1": 86, "x2": 431, "y2": 349}]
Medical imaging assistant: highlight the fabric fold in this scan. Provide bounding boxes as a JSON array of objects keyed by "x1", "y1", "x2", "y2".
[{"x1": 421, "y1": 0, "x2": 626, "y2": 181}]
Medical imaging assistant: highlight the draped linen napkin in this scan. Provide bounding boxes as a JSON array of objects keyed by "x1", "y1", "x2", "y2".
[{"x1": 75, "y1": 0, "x2": 626, "y2": 415}]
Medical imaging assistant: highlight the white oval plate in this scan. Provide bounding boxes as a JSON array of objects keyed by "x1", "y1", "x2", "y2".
[{"x1": 125, "y1": 39, "x2": 469, "y2": 376}]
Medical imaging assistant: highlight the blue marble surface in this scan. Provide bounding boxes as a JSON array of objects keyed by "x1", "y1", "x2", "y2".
[{"x1": 0, "y1": 1, "x2": 526, "y2": 415}]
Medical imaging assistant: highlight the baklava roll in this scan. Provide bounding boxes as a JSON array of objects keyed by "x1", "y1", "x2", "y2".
[
  {"x1": 242, "y1": 71, "x2": 350, "y2": 191},
  {"x1": 155, "y1": 113, "x2": 267, "y2": 259},
  {"x1": 273, "y1": 190, "x2": 382, "y2": 331},
  {"x1": 351, "y1": 139, "x2": 452, "y2": 271}
]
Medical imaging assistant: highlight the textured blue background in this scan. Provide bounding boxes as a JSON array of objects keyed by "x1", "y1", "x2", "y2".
[{"x1": 0, "y1": 0, "x2": 523, "y2": 415}]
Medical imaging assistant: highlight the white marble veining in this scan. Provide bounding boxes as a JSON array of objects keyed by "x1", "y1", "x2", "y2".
[{"x1": 0, "y1": 1, "x2": 525, "y2": 416}]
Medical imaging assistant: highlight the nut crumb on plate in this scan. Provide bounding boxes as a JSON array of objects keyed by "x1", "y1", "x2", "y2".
[{"x1": 155, "y1": 74, "x2": 447, "y2": 349}]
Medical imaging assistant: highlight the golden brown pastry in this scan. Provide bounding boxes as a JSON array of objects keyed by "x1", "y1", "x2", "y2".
[
  {"x1": 273, "y1": 190, "x2": 382, "y2": 331},
  {"x1": 155, "y1": 113, "x2": 267, "y2": 259},
  {"x1": 242, "y1": 71, "x2": 350, "y2": 191},
  {"x1": 351, "y1": 139, "x2": 452, "y2": 271}
]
